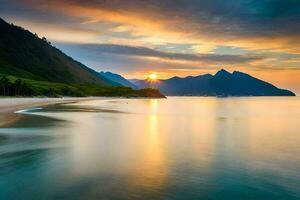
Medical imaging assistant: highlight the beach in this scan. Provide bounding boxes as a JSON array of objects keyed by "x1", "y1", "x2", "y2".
[{"x1": 0, "y1": 97, "x2": 102, "y2": 127}]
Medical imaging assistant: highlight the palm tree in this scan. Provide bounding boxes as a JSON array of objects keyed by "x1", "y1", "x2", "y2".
[
  {"x1": 0, "y1": 76, "x2": 9, "y2": 96},
  {"x1": 0, "y1": 77, "x2": 3, "y2": 95},
  {"x1": 6, "y1": 80, "x2": 11, "y2": 96},
  {"x1": 14, "y1": 79, "x2": 22, "y2": 96}
]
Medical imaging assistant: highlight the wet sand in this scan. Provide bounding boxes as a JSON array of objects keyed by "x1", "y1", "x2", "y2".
[{"x1": 0, "y1": 97, "x2": 105, "y2": 127}]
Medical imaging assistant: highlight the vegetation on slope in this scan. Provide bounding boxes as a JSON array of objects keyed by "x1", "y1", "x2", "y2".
[{"x1": 0, "y1": 75, "x2": 165, "y2": 98}]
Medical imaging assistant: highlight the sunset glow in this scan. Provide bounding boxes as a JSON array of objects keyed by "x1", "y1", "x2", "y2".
[
  {"x1": 1, "y1": 0, "x2": 299, "y2": 94},
  {"x1": 148, "y1": 73, "x2": 158, "y2": 81}
]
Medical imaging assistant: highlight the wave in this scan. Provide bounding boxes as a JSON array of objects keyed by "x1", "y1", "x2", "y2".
[{"x1": 14, "y1": 107, "x2": 43, "y2": 114}]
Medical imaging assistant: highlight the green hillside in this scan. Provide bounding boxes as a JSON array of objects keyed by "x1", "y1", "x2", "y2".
[{"x1": 0, "y1": 18, "x2": 115, "y2": 85}]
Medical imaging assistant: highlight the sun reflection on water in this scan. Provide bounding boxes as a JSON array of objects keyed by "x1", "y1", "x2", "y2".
[{"x1": 128, "y1": 99, "x2": 168, "y2": 191}]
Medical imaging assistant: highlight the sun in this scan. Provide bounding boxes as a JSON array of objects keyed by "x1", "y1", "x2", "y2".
[{"x1": 148, "y1": 73, "x2": 158, "y2": 81}]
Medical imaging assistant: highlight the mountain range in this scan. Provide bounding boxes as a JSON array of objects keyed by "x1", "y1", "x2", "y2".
[
  {"x1": 132, "y1": 69, "x2": 295, "y2": 96},
  {"x1": 0, "y1": 17, "x2": 294, "y2": 97}
]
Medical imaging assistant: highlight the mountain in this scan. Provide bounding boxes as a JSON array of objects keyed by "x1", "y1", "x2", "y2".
[
  {"x1": 134, "y1": 69, "x2": 295, "y2": 96},
  {"x1": 0, "y1": 18, "x2": 164, "y2": 98},
  {"x1": 0, "y1": 18, "x2": 115, "y2": 85},
  {"x1": 99, "y1": 71, "x2": 137, "y2": 89}
]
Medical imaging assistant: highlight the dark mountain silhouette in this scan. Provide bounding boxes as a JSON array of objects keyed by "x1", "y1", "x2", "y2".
[
  {"x1": 99, "y1": 71, "x2": 137, "y2": 89},
  {"x1": 134, "y1": 69, "x2": 295, "y2": 96},
  {"x1": 0, "y1": 18, "x2": 116, "y2": 85}
]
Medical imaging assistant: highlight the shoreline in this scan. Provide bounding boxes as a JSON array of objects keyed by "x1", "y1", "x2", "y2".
[{"x1": 0, "y1": 97, "x2": 106, "y2": 127}]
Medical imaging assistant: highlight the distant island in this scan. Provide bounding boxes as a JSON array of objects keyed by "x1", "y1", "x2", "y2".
[
  {"x1": 132, "y1": 69, "x2": 295, "y2": 96},
  {"x1": 0, "y1": 18, "x2": 164, "y2": 98}
]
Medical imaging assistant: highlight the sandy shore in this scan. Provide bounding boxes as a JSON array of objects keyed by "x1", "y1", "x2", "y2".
[{"x1": 0, "y1": 97, "x2": 102, "y2": 127}]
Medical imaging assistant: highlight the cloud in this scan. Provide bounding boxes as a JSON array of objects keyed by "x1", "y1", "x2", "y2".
[
  {"x1": 67, "y1": 43, "x2": 264, "y2": 64},
  {"x1": 9, "y1": 0, "x2": 300, "y2": 53}
]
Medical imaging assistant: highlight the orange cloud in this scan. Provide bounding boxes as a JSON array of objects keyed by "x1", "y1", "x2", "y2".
[{"x1": 15, "y1": 0, "x2": 300, "y2": 53}]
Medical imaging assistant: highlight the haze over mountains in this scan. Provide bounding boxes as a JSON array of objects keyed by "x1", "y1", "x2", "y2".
[
  {"x1": 131, "y1": 69, "x2": 295, "y2": 96},
  {"x1": 99, "y1": 71, "x2": 137, "y2": 89}
]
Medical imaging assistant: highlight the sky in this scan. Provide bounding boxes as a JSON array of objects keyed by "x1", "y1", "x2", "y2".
[{"x1": 1, "y1": 0, "x2": 300, "y2": 93}]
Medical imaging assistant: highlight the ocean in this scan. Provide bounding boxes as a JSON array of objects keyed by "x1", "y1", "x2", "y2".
[{"x1": 0, "y1": 97, "x2": 299, "y2": 199}]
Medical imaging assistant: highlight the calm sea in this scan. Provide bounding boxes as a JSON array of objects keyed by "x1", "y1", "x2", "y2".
[{"x1": 0, "y1": 97, "x2": 299, "y2": 200}]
